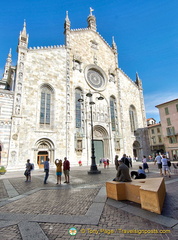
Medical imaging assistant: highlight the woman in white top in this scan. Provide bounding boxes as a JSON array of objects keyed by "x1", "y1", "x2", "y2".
[
  {"x1": 161, "y1": 155, "x2": 171, "y2": 178},
  {"x1": 142, "y1": 156, "x2": 149, "y2": 172}
]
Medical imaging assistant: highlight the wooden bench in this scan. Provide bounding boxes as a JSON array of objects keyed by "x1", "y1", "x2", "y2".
[{"x1": 106, "y1": 178, "x2": 166, "y2": 214}]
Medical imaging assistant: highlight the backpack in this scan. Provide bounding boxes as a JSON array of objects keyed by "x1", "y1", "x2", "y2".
[
  {"x1": 30, "y1": 163, "x2": 34, "y2": 170},
  {"x1": 167, "y1": 161, "x2": 171, "y2": 167}
]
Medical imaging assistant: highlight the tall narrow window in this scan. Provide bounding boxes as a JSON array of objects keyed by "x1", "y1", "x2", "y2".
[
  {"x1": 167, "y1": 118, "x2": 171, "y2": 126},
  {"x1": 176, "y1": 104, "x2": 178, "y2": 112},
  {"x1": 40, "y1": 86, "x2": 52, "y2": 124},
  {"x1": 165, "y1": 107, "x2": 169, "y2": 115},
  {"x1": 75, "y1": 88, "x2": 82, "y2": 128},
  {"x1": 129, "y1": 105, "x2": 137, "y2": 132},
  {"x1": 110, "y1": 96, "x2": 116, "y2": 131}
]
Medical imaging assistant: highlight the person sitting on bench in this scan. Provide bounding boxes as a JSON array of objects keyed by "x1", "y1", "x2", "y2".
[
  {"x1": 131, "y1": 166, "x2": 146, "y2": 179},
  {"x1": 113, "y1": 159, "x2": 132, "y2": 182}
]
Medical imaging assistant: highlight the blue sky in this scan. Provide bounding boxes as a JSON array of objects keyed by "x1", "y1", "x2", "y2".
[{"x1": 0, "y1": 0, "x2": 178, "y2": 122}]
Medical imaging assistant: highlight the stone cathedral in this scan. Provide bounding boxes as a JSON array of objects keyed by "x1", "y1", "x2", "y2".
[{"x1": 0, "y1": 10, "x2": 150, "y2": 170}]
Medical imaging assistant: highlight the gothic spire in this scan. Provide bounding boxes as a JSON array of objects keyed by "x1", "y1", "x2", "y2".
[
  {"x1": 18, "y1": 20, "x2": 28, "y2": 48},
  {"x1": 135, "y1": 72, "x2": 142, "y2": 89},
  {"x1": 112, "y1": 36, "x2": 117, "y2": 52},
  {"x1": 64, "y1": 11, "x2": 71, "y2": 32},
  {"x1": 0, "y1": 49, "x2": 12, "y2": 89},
  {"x1": 21, "y1": 20, "x2": 27, "y2": 37}
]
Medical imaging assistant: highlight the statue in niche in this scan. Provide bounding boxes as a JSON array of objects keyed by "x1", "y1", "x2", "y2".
[
  {"x1": 93, "y1": 55, "x2": 97, "y2": 65},
  {"x1": 16, "y1": 94, "x2": 21, "y2": 103},
  {"x1": 15, "y1": 105, "x2": 20, "y2": 115},
  {"x1": 20, "y1": 53, "x2": 25, "y2": 61},
  {"x1": 109, "y1": 73, "x2": 115, "y2": 83},
  {"x1": 73, "y1": 60, "x2": 80, "y2": 71},
  {"x1": 19, "y1": 72, "x2": 23, "y2": 80},
  {"x1": 19, "y1": 62, "x2": 24, "y2": 70},
  {"x1": 17, "y1": 83, "x2": 22, "y2": 91}
]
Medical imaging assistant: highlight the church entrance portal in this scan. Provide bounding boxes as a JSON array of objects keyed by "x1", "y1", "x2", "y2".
[
  {"x1": 34, "y1": 138, "x2": 54, "y2": 168},
  {"x1": 92, "y1": 125, "x2": 110, "y2": 164},
  {"x1": 93, "y1": 140, "x2": 104, "y2": 164}
]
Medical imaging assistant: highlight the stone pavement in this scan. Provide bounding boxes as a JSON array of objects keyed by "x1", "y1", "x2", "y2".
[{"x1": 0, "y1": 162, "x2": 178, "y2": 240}]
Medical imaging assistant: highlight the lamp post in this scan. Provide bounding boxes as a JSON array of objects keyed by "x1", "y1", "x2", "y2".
[{"x1": 78, "y1": 91, "x2": 103, "y2": 174}]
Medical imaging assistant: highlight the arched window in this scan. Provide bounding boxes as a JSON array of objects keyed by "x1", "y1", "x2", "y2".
[
  {"x1": 75, "y1": 88, "x2": 82, "y2": 128},
  {"x1": 129, "y1": 105, "x2": 137, "y2": 132},
  {"x1": 110, "y1": 96, "x2": 116, "y2": 131},
  {"x1": 40, "y1": 85, "x2": 53, "y2": 124}
]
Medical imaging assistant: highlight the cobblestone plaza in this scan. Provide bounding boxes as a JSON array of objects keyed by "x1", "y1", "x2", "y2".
[{"x1": 0, "y1": 162, "x2": 178, "y2": 239}]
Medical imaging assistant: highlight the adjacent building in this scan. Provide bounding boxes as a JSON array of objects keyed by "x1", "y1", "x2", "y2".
[
  {"x1": 156, "y1": 99, "x2": 178, "y2": 160},
  {"x1": 0, "y1": 10, "x2": 150, "y2": 169},
  {"x1": 147, "y1": 118, "x2": 165, "y2": 156}
]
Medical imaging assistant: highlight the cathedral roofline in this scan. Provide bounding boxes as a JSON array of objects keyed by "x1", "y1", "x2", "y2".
[
  {"x1": 70, "y1": 28, "x2": 114, "y2": 52},
  {"x1": 28, "y1": 45, "x2": 66, "y2": 51},
  {"x1": 118, "y1": 67, "x2": 141, "y2": 90}
]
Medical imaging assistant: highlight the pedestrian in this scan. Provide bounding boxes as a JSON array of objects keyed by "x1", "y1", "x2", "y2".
[
  {"x1": 63, "y1": 157, "x2": 70, "y2": 183},
  {"x1": 128, "y1": 156, "x2": 132, "y2": 167},
  {"x1": 167, "y1": 158, "x2": 171, "y2": 172},
  {"x1": 103, "y1": 158, "x2": 107, "y2": 168},
  {"x1": 106, "y1": 159, "x2": 110, "y2": 168},
  {"x1": 131, "y1": 166, "x2": 146, "y2": 179},
  {"x1": 121, "y1": 154, "x2": 130, "y2": 168},
  {"x1": 24, "y1": 159, "x2": 32, "y2": 182},
  {"x1": 154, "y1": 153, "x2": 163, "y2": 176},
  {"x1": 44, "y1": 157, "x2": 49, "y2": 184},
  {"x1": 161, "y1": 155, "x2": 171, "y2": 178},
  {"x1": 114, "y1": 155, "x2": 119, "y2": 170},
  {"x1": 55, "y1": 159, "x2": 62, "y2": 184},
  {"x1": 142, "y1": 155, "x2": 149, "y2": 172},
  {"x1": 113, "y1": 159, "x2": 132, "y2": 182}
]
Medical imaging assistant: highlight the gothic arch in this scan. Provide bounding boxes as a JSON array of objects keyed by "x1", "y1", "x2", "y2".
[
  {"x1": 93, "y1": 125, "x2": 108, "y2": 139},
  {"x1": 34, "y1": 138, "x2": 55, "y2": 168}
]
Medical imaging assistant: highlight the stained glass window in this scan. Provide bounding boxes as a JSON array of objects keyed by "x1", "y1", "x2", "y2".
[
  {"x1": 75, "y1": 89, "x2": 82, "y2": 128},
  {"x1": 110, "y1": 97, "x2": 116, "y2": 131},
  {"x1": 40, "y1": 87, "x2": 51, "y2": 124}
]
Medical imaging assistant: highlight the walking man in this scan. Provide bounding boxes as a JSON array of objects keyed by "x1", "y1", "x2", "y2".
[
  {"x1": 44, "y1": 157, "x2": 49, "y2": 184},
  {"x1": 154, "y1": 153, "x2": 163, "y2": 176}
]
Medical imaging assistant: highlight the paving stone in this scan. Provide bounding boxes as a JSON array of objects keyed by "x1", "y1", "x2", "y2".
[{"x1": 0, "y1": 163, "x2": 178, "y2": 239}]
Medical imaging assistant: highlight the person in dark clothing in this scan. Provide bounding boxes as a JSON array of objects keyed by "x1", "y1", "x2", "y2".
[
  {"x1": 131, "y1": 166, "x2": 146, "y2": 179},
  {"x1": 114, "y1": 155, "x2": 119, "y2": 170},
  {"x1": 121, "y1": 154, "x2": 130, "y2": 168},
  {"x1": 44, "y1": 158, "x2": 49, "y2": 184},
  {"x1": 113, "y1": 160, "x2": 132, "y2": 182}
]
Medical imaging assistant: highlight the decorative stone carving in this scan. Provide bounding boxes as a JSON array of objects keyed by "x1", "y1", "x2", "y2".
[
  {"x1": 12, "y1": 134, "x2": 18, "y2": 140},
  {"x1": 15, "y1": 105, "x2": 20, "y2": 115},
  {"x1": 90, "y1": 40, "x2": 98, "y2": 49}
]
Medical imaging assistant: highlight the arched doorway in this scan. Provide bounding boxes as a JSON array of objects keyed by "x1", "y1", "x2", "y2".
[
  {"x1": 93, "y1": 125, "x2": 110, "y2": 164},
  {"x1": 133, "y1": 141, "x2": 140, "y2": 161},
  {"x1": 35, "y1": 138, "x2": 54, "y2": 168}
]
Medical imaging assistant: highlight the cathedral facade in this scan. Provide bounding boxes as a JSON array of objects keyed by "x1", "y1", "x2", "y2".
[{"x1": 0, "y1": 11, "x2": 150, "y2": 169}]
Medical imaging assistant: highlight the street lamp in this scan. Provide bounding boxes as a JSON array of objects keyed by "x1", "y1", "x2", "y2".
[{"x1": 78, "y1": 91, "x2": 104, "y2": 174}]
